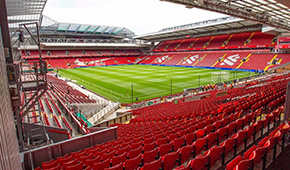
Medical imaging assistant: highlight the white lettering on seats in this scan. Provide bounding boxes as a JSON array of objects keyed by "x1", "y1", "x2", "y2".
[
  {"x1": 220, "y1": 54, "x2": 240, "y2": 66},
  {"x1": 182, "y1": 55, "x2": 199, "y2": 64},
  {"x1": 155, "y1": 55, "x2": 169, "y2": 63}
]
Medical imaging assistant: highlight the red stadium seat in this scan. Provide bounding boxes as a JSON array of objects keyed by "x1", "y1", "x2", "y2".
[
  {"x1": 162, "y1": 150, "x2": 179, "y2": 170},
  {"x1": 175, "y1": 164, "x2": 191, "y2": 170},
  {"x1": 92, "y1": 159, "x2": 110, "y2": 170},
  {"x1": 204, "y1": 145, "x2": 225, "y2": 167},
  {"x1": 42, "y1": 159, "x2": 58, "y2": 170},
  {"x1": 131, "y1": 141, "x2": 143, "y2": 150},
  {"x1": 173, "y1": 136, "x2": 185, "y2": 151},
  {"x1": 143, "y1": 147, "x2": 158, "y2": 164},
  {"x1": 85, "y1": 156, "x2": 101, "y2": 168},
  {"x1": 190, "y1": 154, "x2": 210, "y2": 170},
  {"x1": 141, "y1": 158, "x2": 162, "y2": 170},
  {"x1": 179, "y1": 145, "x2": 194, "y2": 164},
  {"x1": 226, "y1": 155, "x2": 242, "y2": 170},
  {"x1": 205, "y1": 124, "x2": 215, "y2": 133},
  {"x1": 231, "y1": 131, "x2": 247, "y2": 151},
  {"x1": 57, "y1": 155, "x2": 73, "y2": 165},
  {"x1": 196, "y1": 129, "x2": 206, "y2": 138},
  {"x1": 117, "y1": 145, "x2": 130, "y2": 156},
  {"x1": 128, "y1": 146, "x2": 142, "y2": 159},
  {"x1": 156, "y1": 137, "x2": 168, "y2": 147},
  {"x1": 192, "y1": 137, "x2": 208, "y2": 157},
  {"x1": 111, "y1": 152, "x2": 127, "y2": 167},
  {"x1": 65, "y1": 162, "x2": 83, "y2": 170},
  {"x1": 143, "y1": 141, "x2": 156, "y2": 152},
  {"x1": 185, "y1": 132, "x2": 196, "y2": 145},
  {"x1": 123, "y1": 154, "x2": 142, "y2": 170},
  {"x1": 104, "y1": 162, "x2": 123, "y2": 170},
  {"x1": 220, "y1": 138, "x2": 237, "y2": 156},
  {"x1": 62, "y1": 159, "x2": 78, "y2": 169},
  {"x1": 158, "y1": 142, "x2": 173, "y2": 157},
  {"x1": 217, "y1": 127, "x2": 228, "y2": 142},
  {"x1": 206, "y1": 132, "x2": 219, "y2": 148},
  {"x1": 102, "y1": 151, "x2": 116, "y2": 161}
]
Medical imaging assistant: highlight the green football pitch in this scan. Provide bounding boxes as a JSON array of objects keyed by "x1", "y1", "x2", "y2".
[{"x1": 58, "y1": 65, "x2": 255, "y2": 103}]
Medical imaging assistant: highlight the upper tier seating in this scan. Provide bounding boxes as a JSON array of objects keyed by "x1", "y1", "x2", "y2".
[
  {"x1": 153, "y1": 31, "x2": 276, "y2": 52},
  {"x1": 22, "y1": 49, "x2": 142, "y2": 59}
]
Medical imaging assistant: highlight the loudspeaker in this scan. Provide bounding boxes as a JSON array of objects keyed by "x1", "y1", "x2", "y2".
[{"x1": 19, "y1": 31, "x2": 24, "y2": 42}]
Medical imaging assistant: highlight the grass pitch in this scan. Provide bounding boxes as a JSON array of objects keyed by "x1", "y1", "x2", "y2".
[{"x1": 58, "y1": 65, "x2": 255, "y2": 103}]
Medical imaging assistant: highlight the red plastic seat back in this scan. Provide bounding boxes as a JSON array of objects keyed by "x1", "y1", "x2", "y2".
[
  {"x1": 123, "y1": 154, "x2": 142, "y2": 170},
  {"x1": 141, "y1": 158, "x2": 162, "y2": 170},
  {"x1": 180, "y1": 145, "x2": 194, "y2": 164},
  {"x1": 111, "y1": 152, "x2": 127, "y2": 166},
  {"x1": 185, "y1": 132, "x2": 196, "y2": 145},
  {"x1": 226, "y1": 155, "x2": 242, "y2": 170},
  {"x1": 143, "y1": 147, "x2": 158, "y2": 164},
  {"x1": 190, "y1": 154, "x2": 209, "y2": 170},
  {"x1": 104, "y1": 162, "x2": 123, "y2": 170},
  {"x1": 193, "y1": 137, "x2": 208, "y2": 156},
  {"x1": 162, "y1": 151, "x2": 179, "y2": 170}
]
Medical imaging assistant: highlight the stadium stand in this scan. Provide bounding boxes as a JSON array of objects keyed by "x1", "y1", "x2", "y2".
[
  {"x1": 47, "y1": 75, "x2": 95, "y2": 104},
  {"x1": 22, "y1": 30, "x2": 288, "y2": 73},
  {"x1": 33, "y1": 74, "x2": 289, "y2": 170},
  {"x1": 152, "y1": 31, "x2": 275, "y2": 52},
  {"x1": 22, "y1": 49, "x2": 142, "y2": 68},
  {"x1": 138, "y1": 51, "x2": 290, "y2": 71},
  {"x1": 138, "y1": 31, "x2": 289, "y2": 72}
]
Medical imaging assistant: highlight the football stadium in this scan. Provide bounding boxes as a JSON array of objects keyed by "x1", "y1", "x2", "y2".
[{"x1": 1, "y1": 0, "x2": 290, "y2": 170}]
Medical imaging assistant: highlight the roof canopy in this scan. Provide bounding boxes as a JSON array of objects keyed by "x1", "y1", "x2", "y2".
[
  {"x1": 6, "y1": 0, "x2": 47, "y2": 29},
  {"x1": 135, "y1": 17, "x2": 263, "y2": 42},
  {"x1": 38, "y1": 18, "x2": 135, "y2": 39},
  {"x1": 161, "y1": 0, "x2": 290, "y2": 31}
]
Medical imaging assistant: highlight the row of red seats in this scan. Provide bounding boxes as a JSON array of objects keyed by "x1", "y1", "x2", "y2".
[
  {"x1": 26, "y1": 56, "x2": 139, "y2": 69},
  {"x1": 153, "y1": 32, "x2": 275, "y2": 52},
  {"x1": 47, "y1": 75, "x2": 95, "y2": 104},
  {"x1": 36, "y1": 102, "x2": 251, "y2": 170},
  {"x1": 131, "y1": 76, "x2": 287, "y2": 123},
  {"x1": 175, "y1": 106, "x2": 284, "y2": 170},
  {"x1": 35, "y1": 104, "x2": 282, "y2": 170},
  {"x1": 226, "y1": 120, "x2": 290, "y2": 170},
  {"x1": 138, "y1": 51, "x2": 290, "y2": 71},
  {"x1": 22, "y1": 50, "x2": 142, "y2": 59}
]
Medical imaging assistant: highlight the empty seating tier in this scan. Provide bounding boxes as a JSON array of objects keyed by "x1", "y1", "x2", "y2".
[{"x1": 34, "y1": 74, "x2": 290, "y2": 170}]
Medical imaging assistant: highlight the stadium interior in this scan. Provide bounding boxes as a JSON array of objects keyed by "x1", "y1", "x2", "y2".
[{"x1": 2, "y1": 0, "x2": 290, "y2": 170}]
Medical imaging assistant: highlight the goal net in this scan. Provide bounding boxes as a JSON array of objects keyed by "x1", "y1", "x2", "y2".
[{"x1": 211, "y1": 71, "x2": 230, "y2": 82}]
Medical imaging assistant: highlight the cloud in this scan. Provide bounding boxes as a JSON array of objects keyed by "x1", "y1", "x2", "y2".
[{"x1": 43, "y1": 0, "x2": 227, "y2": 35}]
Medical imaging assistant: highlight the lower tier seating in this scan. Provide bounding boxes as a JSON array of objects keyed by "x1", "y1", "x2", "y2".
[
  {"x1": 34, "y1": 75, "x2": 290, "y2": 170},
  {"x1": 139, "y1": 51, "x2": 290, "y2": 71}
]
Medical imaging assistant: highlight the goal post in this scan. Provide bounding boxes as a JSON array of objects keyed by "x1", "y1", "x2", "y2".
[{"x1": 211, "y1": 71, "x2": 230, "y2": 82}]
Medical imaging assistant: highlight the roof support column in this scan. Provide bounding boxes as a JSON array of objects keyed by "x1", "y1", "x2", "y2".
[{"x1": 0, "y1": 0, "x2": 13, "y2": 64}]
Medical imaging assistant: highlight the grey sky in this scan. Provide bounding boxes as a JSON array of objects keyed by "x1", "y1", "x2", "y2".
[{"x1": 42, "y1": 0, "x2": 227, "y2": 35}]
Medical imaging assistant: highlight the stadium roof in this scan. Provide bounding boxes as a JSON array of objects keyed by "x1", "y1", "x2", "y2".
[
  {"x1": 6, "y1": 0, "x2": 47, "y2": 29},
  {"x1": 161, "y1": 0, "x2": 290, "y2": 31},
  {"x1": 35, "y1": 15, "x2": 136, "y2": 40},
  {"x1": 135, "y1": 16, "x2": 264, "y2": 42},
  {"x1": 136, "y1": 0, "x2": 290, "y2": 42},
  {"x1": 44, "y1": 22, "x2": 134, "y2": 37}
]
